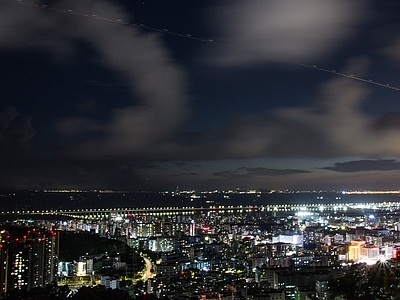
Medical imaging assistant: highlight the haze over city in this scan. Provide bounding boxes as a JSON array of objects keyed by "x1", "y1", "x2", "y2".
[{"x1": 2, "y1": 0, "x2": 400, "y2": 192}]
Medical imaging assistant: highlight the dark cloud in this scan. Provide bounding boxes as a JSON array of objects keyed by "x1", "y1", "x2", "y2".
[
  {"x1": 74, "y1": 98, "x2": 97, "y2": 113},
  {"x1": 214, "y1": 167, "x2": 311, "y2": 180},
  {"x1": 170, "y1": 161, "x2": 189, "y2": 167},
  {"x1": 136, "y1": 162, "x2": 163, "y2": 169},
  {"x1": 381, "y1": 36, "x2": 400, "y2": 65},
  {"x1": 217, "y1": 58, "x2": 368, "y2": 159},
  {"x1": 216, "y1": 57, "x2": 400, "y2": 159},
  {"x1": 373, "y1": 112, "x2": 400, "y2": 130},
  {"x1": 0, "y1": 106, "x2": 35, "y2": 153},
  {"x1": 0, "y1": 0, "x2": 189, "y2": 160},
  {"x1": 2, "y1": 0, "x2": 400, "y2": 191},
  {"x1": 169, "y1": 161, "x2": 202, "y2": 168},
  {"x1": 0, "y1": 1, "x2": 386, "y2": 164},
  {"x1": 179, "y1": 173, "x2": 199, "y2": 176},
  {"x1": 0, "y1": 158, "x2": 148, "y2": 190},
  {"x1": 322, "y1": 159, "x2": 400, "y2": 173}
]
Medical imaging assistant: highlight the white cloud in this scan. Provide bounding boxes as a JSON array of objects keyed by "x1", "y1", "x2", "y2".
[{"x1": 208, "y1": 0, "x2": 369, "y2": 65}]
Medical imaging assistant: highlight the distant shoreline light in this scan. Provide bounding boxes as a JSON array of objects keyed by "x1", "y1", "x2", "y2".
[
  {"x1": 37, "y1": 189, "x2": 400, "y2": 195},
  {"x1": 35, "y1": 189, "x2": 400, "y2": 195},
  {"x1": 342, "y1": 190, "x2": 400, "y2": 195}
]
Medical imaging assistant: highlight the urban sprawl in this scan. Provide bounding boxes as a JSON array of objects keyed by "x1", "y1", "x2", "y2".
[{"x1": 1, "y1": 192, "x2": 400, "y2": 299}]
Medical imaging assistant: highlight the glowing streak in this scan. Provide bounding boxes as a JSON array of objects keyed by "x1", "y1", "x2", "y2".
[
  {"x1": 9, "y1": 0, "x2": 400, "y2": 92},
  {"x1": 294, "y1": 62, "x2": 400, "y2": 91},
  {"x1": 10, "y1": 0, "x2": 216, "y2": 44}
]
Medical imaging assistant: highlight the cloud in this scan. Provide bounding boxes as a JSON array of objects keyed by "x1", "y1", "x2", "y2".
[
  {"x1": 373, "y1": 112, "x2": 400, "y2": 130},
  {"x1": 0, "y1": 0, "x2": 188, "y2": 160},
  {"x1": 207, "y1": 0, "x2": 369, "y2": 66},
  {"x1": 0, "y1": 154, "x2": 155, "y2": 190},
  {"x1": 169, "y1": 161, "x2": 189, "y2": 167},
  {"x1": 74, "y1": 98, "x2": 97, "y2": 113},
  {"x1": 214, "y1": 167, "x2": 311, "y2": 180},
  {"x1": 169, "y1": 161, "x2": 202, "y2": 168},
  {"x1": 0, "y1": 106, "x2": 35, "y2": 153},
  {"x1": 322, "y1": 159, "x2": 400, "y2": 173},
  {"x1": 381, "y1": 36, "x2": 400, "y2": 64},
  {"x1": 64, "y1": 5, "x2": 188, "y2": 158},
  {"x1": 1, "y1": 0, "x2": 385, "y2": 165},
  {"x1": 0, "y1": 2, "x2": 62, "y2": 51},
  {"x1": 3, "y1": 0, "x2": 400, "y2": 192},
  {"x1": 179, "y1": 172, "x2": 199, "y2": 176},
  {"x1": 218, "y1": 57, "x2": 400, "y2": 159}
]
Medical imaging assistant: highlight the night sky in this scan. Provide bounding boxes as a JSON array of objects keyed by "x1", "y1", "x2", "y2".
[{"x1": 2, "y1": 0, "x2": 400, "y2": 191}]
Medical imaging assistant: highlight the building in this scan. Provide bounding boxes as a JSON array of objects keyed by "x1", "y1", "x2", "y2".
[
  {"x1": 156, "y1": 262, "x2": 180, "y2": 277},
  {"x1": 0, "y1": 227, "x2": 59, "y2": 293},
  {"x1": 285, "y1": 285, "x2": 300, "y2": 300},
  {"x1": 303, "y1": 227, "x2": 324, "y2": 250},
  {"x1": 272, "y1": 233, "x2": 303, "y2": 246},
  {"x1": 348, "y1": 240, "x2": 365, "y2": 261},
  {"x1": 100, "y1": 275, "x2": 120, "y2": 289},
  {"x1": 315, "y1": 280, "x2": 328, "y2": 300},
  {"x1": 360, "y1": 245, "x2": 379, "y2": 261}
]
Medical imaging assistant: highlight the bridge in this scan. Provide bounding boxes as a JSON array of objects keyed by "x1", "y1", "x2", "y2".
[{"x1": 1, "y1": 201, "x2": 399, "y2": 220}]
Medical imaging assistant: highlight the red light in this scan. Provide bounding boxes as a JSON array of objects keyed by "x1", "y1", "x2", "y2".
[{"x1": 202, "y1": 225, "x2": 210, "y2": 232}]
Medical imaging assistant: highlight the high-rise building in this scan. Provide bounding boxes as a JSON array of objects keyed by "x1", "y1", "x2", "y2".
[
  {"x1": 315, "y1": 280, "x2": 328, "y2": 299},
  {"x1": 189, "y1": 220, "x2": 196, "y2": 236},
  {"x1": 0, "y1": 227, "x2": 59, "y2": 293}
]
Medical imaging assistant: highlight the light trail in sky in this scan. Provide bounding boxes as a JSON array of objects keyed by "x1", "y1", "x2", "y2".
[
  {"x1": 294, "y1": 61, "x2": 400, "y2": 91},
  {"x1": 8, "y1": 0, "x2": 400, "y2": 92},
  {"x1": 11, "y1": 0, "x2": 216, "y2": 43}
]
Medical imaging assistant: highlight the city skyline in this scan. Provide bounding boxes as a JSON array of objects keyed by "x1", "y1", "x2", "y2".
[{"x1": 2, "y1": 0, "x2": 400, "y2": 191}]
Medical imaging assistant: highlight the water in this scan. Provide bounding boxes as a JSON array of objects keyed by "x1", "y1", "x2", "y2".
[{"x1": 1, "y1": 190, "x2": 400, "y2": 211}]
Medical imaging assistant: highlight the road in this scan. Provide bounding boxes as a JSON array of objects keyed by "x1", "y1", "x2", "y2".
[{"x1": 142, "y1": 256, "x2": 153, "y2": 281}]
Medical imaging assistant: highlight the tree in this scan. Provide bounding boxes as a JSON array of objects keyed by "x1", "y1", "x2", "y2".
[
  {"x1": 329, "y1": 264, "x2": 368, "y2": 299},
  {"x1": 71, "y1": 285, "x2": 132, "y2": 300}
]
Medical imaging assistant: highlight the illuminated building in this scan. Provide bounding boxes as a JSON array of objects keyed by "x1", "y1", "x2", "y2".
[
  {"x1": 347, "y1": 240, "x2": 382, "y2": 264},
  {"x1": 0, "y1": 228, "x2": 59, "y2": 293},
  {"x1": 189, "y1": 220, "x2": 195, "y2": 236},
  {"x1": 272, "y1": 233, "x2": 303, "y2": 246},
  {"x1": 360, "y1": 245, "x2": 379, "y2": 261},
  {"x1": 389, "y1": 246, "x2": 400, "y2": 260},
  {"x1": 76, "y1": 261, "x2": 87, "y2": 276},
  {"x1": 348, "y1": 240, "x2": 365, "y2": 261},
  {"x1": 285, "y1": 285, "x2": 300, "y2": 300},
  {"x1": 148, "y1": 237, "x2": 176, "y2": 252},
  {"x1": 303, "y1": 227, "x2": 324, "y2": 250}
]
